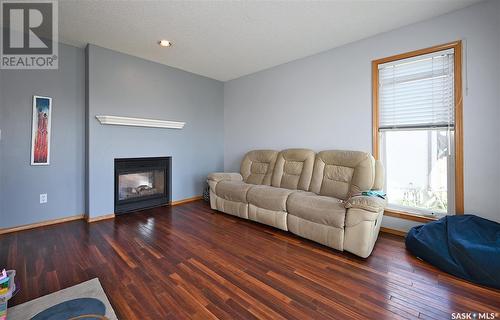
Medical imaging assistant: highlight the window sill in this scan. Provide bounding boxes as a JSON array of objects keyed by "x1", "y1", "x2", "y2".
[{"x1": 384, "y1": 208, "x2": 440, "y2": 223}]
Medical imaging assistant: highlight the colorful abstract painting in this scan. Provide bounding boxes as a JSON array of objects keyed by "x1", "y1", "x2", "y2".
[{"x1": 31, "y1": 96, "x2": 52, "y2": 165}]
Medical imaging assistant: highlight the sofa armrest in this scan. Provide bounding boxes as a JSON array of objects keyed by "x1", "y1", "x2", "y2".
[
  {"x1": 344, "y1": 207, "x2": 385, "y2": 257},
  {"x1": 344, "y1": 196, "x2": 387, "y2": 213},
  {"x1": 344, "y1": 196, "x2": 386, "y2": 228},
  {"x1": 345, "y1": 207, "x2": 381, "y2": 227},
  {"x1": 207, "y1": 172, "x2": 243, "y2": 183},
  {"x1": 207, "y1": 172, "x2": 243, "y2": 200}
]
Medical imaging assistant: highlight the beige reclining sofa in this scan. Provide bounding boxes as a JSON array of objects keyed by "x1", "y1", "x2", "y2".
[{"x1": 207, "y1": 149, "x2": 386, "y2": 258}]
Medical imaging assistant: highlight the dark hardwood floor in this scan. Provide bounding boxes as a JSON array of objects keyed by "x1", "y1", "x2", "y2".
[{"x1": 1, "y1": 200, "x2": 499, "y2": 319}]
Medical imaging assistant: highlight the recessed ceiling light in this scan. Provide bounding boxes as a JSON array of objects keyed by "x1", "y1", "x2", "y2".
[{"x1": 158, "y1": 40, "x2": 172, "y2": 47}]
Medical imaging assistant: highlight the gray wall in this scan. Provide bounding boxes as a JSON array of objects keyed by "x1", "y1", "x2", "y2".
[
  {"x1": 224, "y1": 0, "x2": 500, "y2": 226},
  {"x1": 0, "y1": 44, "x2": 86, "y2": 228},
  {"x1": 0, "y1": 68, "x2": 4, "y2": 225},
  {"x1": 0, "y1": 70, "x2": 3, "y2": 225},
  {"x1": 86, "y1": 45, "x2": 224, "y2": 218},
  {"x1": 0, "y1": 43, "x2": 224, "y2": 226},
  {"x1": 1, "y1": 1, "x2": 497, "y2": 228}
]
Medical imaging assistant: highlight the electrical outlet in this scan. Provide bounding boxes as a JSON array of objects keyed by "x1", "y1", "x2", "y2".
[{"x1": 40, "y1": 194, "x2": 47, "y2": 204}]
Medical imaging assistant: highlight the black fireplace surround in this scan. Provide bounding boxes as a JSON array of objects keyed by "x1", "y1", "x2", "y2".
[{"x1": 114, "y1": 157, "x2": 171, "y2": 214}]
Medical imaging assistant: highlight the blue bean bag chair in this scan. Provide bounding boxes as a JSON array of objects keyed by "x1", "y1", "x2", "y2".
[{"x1": 406, "y1": 214, "x2": 500, "y2": 289}]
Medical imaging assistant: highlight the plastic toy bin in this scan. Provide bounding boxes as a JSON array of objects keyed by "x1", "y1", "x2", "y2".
[{"x1": 0, "y1": 270, "x2": 16, "y2": 320}]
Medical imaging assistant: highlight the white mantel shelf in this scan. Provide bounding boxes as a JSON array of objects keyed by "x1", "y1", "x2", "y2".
[{"x1": 95, "y1": 115, "x2": 185, "y2": 129}]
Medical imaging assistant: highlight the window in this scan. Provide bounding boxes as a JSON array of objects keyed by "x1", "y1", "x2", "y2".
[{"x1": 372, "y1": 42, "x2": 463, "y2": 221}]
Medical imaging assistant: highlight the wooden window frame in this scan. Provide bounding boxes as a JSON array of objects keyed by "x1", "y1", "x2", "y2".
[{"x1": 372, "y1": 41, "x2": 464, "y2": 223}]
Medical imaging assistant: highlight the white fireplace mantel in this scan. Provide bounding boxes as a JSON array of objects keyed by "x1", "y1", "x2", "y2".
[{"x1": 95, "y1": 115, "x2": 185, "y2": 129}]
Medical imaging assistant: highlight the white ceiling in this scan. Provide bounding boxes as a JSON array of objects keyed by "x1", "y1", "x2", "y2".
[{"x1": 59, "y1": 0, "x2": 480, "y2": 81}]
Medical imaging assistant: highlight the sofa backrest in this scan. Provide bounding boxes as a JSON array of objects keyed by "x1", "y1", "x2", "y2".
[
  {"x1": 309, "y1": 150, "x2": 375, "y2": 200},
  {"x1": 271, "y1": 149, "x2": 315, "y2": 191},
  {"x1": 240, "y1": 150, "x2": 279, "y2": 185}
]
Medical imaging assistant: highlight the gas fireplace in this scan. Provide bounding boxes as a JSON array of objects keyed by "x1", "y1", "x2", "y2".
[{"x1": 114, "y1": 157, "x2": 171, "y2": 214}]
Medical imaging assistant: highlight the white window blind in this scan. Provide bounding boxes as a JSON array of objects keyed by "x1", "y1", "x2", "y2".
[{"x1": 378, "y1": 49, "x2": 455, "y2": 130}]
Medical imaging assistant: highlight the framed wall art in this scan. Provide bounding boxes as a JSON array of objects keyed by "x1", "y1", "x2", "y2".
[{"x1": 31, "y1": 95, "x2": 52, "y2": 165}]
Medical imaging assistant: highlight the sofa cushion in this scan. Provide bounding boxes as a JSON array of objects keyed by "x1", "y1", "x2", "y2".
[
  {"x1": 215, "y1": 180, "x2": 252, "y2": 203},
  {"x1": 241, "y1": 150, "x2": 279, "y2": 185},
  {"x1": 271, "y1": 149, "x2": 315, "y2": 191},
  {"x1": 247, "y1": 185, "x2": 295, "y2": 211},
  {"x1": 287, "y1": 192, "x2": 346, "y2": 229},
  {"x1": 310, "y1": 150, "x2": 375, "y2": 200}
]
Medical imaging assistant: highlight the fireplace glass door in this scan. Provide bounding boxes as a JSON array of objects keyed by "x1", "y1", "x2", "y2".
[
  {"x1": 118, "y1": 170, "x2": 165, "y2": 201},
  {"x1": 115, "y1": 157, "x2": 171, "y2": 214}
]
